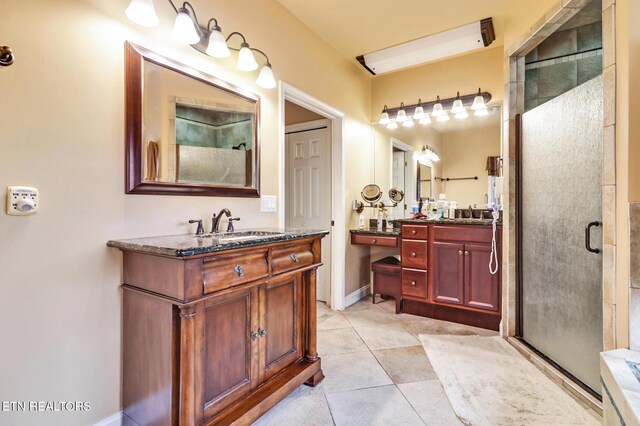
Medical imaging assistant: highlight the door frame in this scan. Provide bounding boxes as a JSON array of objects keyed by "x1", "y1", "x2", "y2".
[
  {"x1": 279, "y1": 82, "x2": 346, "y2": 310},
  {"x1": 390, "y1": 138, "x2": 414, "y2": 214}
]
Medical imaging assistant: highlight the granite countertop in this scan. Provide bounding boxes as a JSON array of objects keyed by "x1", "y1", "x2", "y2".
[
  {"x1": 398, "y1": 218, "x2": 502, "y2": 226},
  {"x1": 350, "y1": 227, "x2": 401, "y2": 236},
  {"x1": 107, "y1": 228, "x2": 329, "y2": 258},
  {"x1": 601, "y1": 349, "x2": 640, "y2": 425}
]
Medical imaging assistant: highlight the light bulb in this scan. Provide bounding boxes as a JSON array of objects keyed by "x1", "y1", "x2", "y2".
[
  {"x1": 172, "y1": 8, "x2": 200, "y2": 45},
  {"x1": 237, "y1": 43, "x2": 258, "y2": 71},
  {"x1": 474, "y1": 108, "x2": 489, "y2": 117},
  {"x1": 432, "y1": 96, "x2": 444, "y2": 117},
  {"x1": 256, "y1": 64, "x2": 276, "y2": 88},
  {"x1": 396, "y1": 106, "x2": 407, "y2": 123},
  {"x1": 413, "y1": 105, "x2": 425, "y2": 120},
  {"x1": 436, "y1": 113, "x2": 449, "y2": 122},
  {"x1": 451, "y1": 92, "x2": 465, "y2": 114},
  {"x1": 402, "y1": 119, "x2": 414, "y2": 127},
  {"x1": 379, "y1": 106, "x2": 390, "y2": 125},
  {"x1": 387, "y1": 121, "x2": 398, "y2": 130},
  {"x1": 471, "y1": 88, "x2": 486, "y2": 110},
  {"x1": 419, "y1": 116, "x2": 431, "y2": 125},
  {"x1": 125, "y1": 0, "x2": 159, "y2": 27},
  {"x1": 206, "y1": 27, "x2": 230, "y2": 58},
  {"x1": 455, "y1": 111, "x2": 469, "y2": 120}
]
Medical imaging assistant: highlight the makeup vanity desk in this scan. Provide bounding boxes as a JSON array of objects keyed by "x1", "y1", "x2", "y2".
[{"x1": 350, "y1": 219, "x2": 502, "y2": 331}]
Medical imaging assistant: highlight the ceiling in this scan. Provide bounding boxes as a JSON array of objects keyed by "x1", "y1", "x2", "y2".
[{"x1": 277, "y1": 0, "x2": 512, "y2": 67}]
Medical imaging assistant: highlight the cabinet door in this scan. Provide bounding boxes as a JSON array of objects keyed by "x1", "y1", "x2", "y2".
[
  {"x1": 464, "y1": 244, "x2": 500, "y2": 311},
  {"x1": 432, "y1": 241, "x2": 465, "y2": 305},
  {"x1": 260, "y1": 272, "x2": 304, "y2": 382},
  {"x1": 198, "y1": 284, "x2": 260, "y2": 420}
]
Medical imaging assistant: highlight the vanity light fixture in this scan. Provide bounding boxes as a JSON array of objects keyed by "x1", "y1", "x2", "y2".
[
  {"x1": 402, "y1": 118, "x2": 415, "y2": 128},
  {"x1": 379, "y1": 105, "x2": 390, "y2": 125},
  {"x1": 431, "y1": 96, "x2": 445, "y2": 117},
  {"x1": 419, "y1": 145, "x2": 440, "y2": 165},
  {"x1": 396, "y1": 103, "x2": 408, "y2": 123},
  {"x1": 376, "y1": 90, "x2": 491, "y2": 127},
  {"x1": 172, "y1": 5, "x2": 200, "y2": 44},
  {"x1": 125, "y1": 0, "x2": 277, "y2": 89},
  {"x1": 125, "y1": 0, "x2": 160, "y2": 27},
  {"x1": 413, "y1": 99, "x2": 425, "y2": 120},
  {"x1": 471, "y1": 88, "x2": 487, "y2": 110},
  {"x1": 436, "y1": 113, "x2": 450, "y2": 123}
]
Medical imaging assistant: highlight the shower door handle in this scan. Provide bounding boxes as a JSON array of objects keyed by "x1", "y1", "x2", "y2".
[{"x1": 585, "y1": 221, "x2": 602, "y2": 254}]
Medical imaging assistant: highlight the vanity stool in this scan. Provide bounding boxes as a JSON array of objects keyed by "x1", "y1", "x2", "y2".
[{"x1": 371, "y1": 256, "x2": 402, "y2": 313}]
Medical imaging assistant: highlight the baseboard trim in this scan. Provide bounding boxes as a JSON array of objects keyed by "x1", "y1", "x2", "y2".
[
  {"x1": 345, "y1": 284, "x2": 371, "y2": 308},
  {"x1": 93, "y1": 411, "x2": 123, "y2": 426},
  {"x1": 507, "y1": 337, "x2": 603, "y2": 416}
]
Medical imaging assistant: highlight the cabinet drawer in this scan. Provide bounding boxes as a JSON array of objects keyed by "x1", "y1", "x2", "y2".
[
  {"x1": 203, "y1": 249, "x2": 269, "y2": 294},
  {"x1": 433, "y1": 225, "x2": 493, "y2": 244},
  {"x1": 272, "y1": 242, "x2": 314, "y2": 275},
  {"x1": 351, "y1": 233, "x2": 398, "y2": 247},
  {"x1": 402, "y1": 268, "x2": 427, "y2": 298},
  {"x1": 402, "y1": 225, "x2": 428, "y2": 240},
  {"x1": 402, "y1": 240, "x2": 428, "y2": 269}
]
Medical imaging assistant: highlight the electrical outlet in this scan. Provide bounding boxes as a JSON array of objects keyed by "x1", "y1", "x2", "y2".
[
  {"x1": 7, "y1": 186, "x2": 39, "y2": 216},
  {"x1": 260, "y1": 195, "x2": 277, "y2": 212}
]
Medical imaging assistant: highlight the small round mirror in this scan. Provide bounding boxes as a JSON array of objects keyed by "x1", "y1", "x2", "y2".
[
  {"x1": 361, "y1": 184, "x2": 382, "y2": 203},
  {"x1": 389, "y1": 188, "x2": 404, "y2": 203}
]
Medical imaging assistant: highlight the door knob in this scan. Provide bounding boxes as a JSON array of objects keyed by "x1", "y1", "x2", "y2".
[
  {"x1": 411, "y1": 281, "x2": 416, "y2": 286},
  {"x1": 410, "y1": 252, "x2": 416, "y2": 257},
  {"x1": 251, "y1": 331, "x2": 260, "y2": 341},
  {"x1": 259, "y1": 328, "x2": 268, "y2": 336},
  {"x1": 458, "y1": 250, "x2": 463, "y2": 255},
  {"x1": 465, "y1": 251, "x2": 469, "y2": 256}
]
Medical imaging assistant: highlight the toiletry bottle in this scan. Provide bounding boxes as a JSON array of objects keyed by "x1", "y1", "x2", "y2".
[
  {"x1": 377, "y1": 210, "x2": 383, "y2": 231},
  {"x1": 358, "y1": 212, "x2": 365, "y2": 229}
]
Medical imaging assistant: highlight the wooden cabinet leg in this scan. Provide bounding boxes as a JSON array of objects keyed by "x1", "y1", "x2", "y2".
[
  {"x1": 305, "y1": 270, "x2": 318, "y2": 362},
  {"x1": 179, "y1": 305, "x2": 196, "y2": 426},
  {"x1": 304, "y1": 369, "x2": 325, "y2": 386}
]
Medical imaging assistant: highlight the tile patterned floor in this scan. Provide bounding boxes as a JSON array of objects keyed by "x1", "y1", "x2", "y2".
[{"x1": 254, "y1": 297, "x2": 498, "y2": 425}]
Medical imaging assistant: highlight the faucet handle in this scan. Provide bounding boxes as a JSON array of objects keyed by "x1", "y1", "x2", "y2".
[
  {"x1": 189, "y1": 219, "x2": 204, "y2": 236},
  {"x1": 227, "y1": 217, "x2": 241, "y2": 232}
]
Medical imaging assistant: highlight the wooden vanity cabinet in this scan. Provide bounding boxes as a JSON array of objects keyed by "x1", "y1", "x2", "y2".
[
  {"x1": 399, "y1": 222, "x2": 502, "y2": 330},
  {"x1": 120, "y1": 236, "x2": 324, "y2": 426}
]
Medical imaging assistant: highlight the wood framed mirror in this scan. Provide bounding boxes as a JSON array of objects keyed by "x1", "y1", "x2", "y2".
[{"x1": 125, "y1": 42, "x2": 260, "y2": 197}]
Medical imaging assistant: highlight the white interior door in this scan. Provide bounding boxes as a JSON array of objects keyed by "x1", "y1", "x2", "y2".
[
  {"x1": 392, "y1": 151, "x2": 406, "y2": 219},
  {"x1": 285, "y1": 125, "x2": 331, "y2": 302}
]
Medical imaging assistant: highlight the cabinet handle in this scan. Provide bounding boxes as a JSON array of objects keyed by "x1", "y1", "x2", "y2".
[
  {"x1": 412, "y1": 230, "x2": 417, "y2": 235},
  {"x1": 290, "y1": 253, "x2": 299, "y2": 263},
  {"x1": 259, "y1": 328, "x2": 268, "y2": 337},
  {"x1": 372, "y1": 239, "x2": 377, "y2": 244},
  {"x1": 251, "y1": 331, "x2": 260, "y2": 341},
  {"x1": 458, "y1": 250, "x2": 463, "y2": 255},
  {"x1": 233, "y1": 265, "x2": 244, "y2": 277},
  {"x1": 411, "y1": 281, "x2": 416, "y2": 286},
  {"x1": 465, "y1": 251, "x2": 469, "y2": 256},
  {"x1": 410, "y1": 252, "x2": 416, "y2": 257}
]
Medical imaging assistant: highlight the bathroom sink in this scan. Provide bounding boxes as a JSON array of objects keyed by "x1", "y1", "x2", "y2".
[{"x1": 205, "y1": 230, "x2": 286, "y2": 242}]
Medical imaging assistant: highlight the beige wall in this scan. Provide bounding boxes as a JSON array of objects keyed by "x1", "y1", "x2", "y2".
[
  {"x1": 284, "y1": 100, "x2": 324, "y2": 125},
  {"x1": 0, "y1": 0, "x2": 372, "y2": 424},
  {"x1": 440, "y1": 124, "x2": 502, "y2": 207}
]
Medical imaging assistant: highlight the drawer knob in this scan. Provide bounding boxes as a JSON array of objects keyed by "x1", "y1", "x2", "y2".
[
  {"x1": 259, "y1": 328, "x2": 268, "y2": 337},
  {"x1": 465, "y1": 251, "x2": 469, "y2": 256},
  {"x1": 233, "y1": 265, "x2": 244, "y2": 277},
  {"x1": 372, "y1": 239, "x2": 377, "y2": 244},
  {"x1": 410, "y1": 252, "x2": 416, "y2": 257},
  {"x1": 251, "y1": 331, "x2": 260, "y2": 341},
  {"x1": 411, "y1": 281, "x2": 416, "y2": 286},
  {"x1": 458, "y1": 250, "x2": 463, "y2": 255},
  {"x1": 290, "y1": 253, "x2": 299, "y2": 263},
  {"x1": 412, "y1": 230, "x2": 417, "y2": 235}
]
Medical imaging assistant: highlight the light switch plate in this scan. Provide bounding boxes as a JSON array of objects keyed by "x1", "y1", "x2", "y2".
[
  {"x1": 7, "y1": 186, "x2": 39, "y2": 215},
  {"x1": 260, "y1": 195, "x2": 277, "y2": 212}
]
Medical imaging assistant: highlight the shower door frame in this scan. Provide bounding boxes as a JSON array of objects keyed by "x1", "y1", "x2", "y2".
[{"x1": 501, "y1": 0, "x2": 618, "y2": 410}]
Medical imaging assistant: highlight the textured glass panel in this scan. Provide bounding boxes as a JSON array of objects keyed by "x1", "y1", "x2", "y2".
[
  {"x1": 521, "y1": 76, "x2": 603, "y2": 392},
  {"x1": 178, "y1": 146, "x2": 247, "y2": 186}
]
